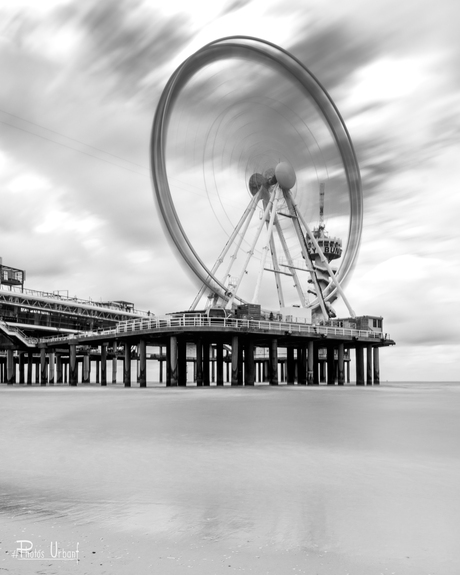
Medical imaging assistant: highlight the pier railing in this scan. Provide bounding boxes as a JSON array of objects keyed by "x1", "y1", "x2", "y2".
[
  {"x1": 38, "y1": 314, "x2": 389, "y2": 344},
  {"x1": 0, "y1": 285, "x2": 150, "y2": 317}
]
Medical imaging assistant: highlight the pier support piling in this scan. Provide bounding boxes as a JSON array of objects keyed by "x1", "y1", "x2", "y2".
[
  {"x1": 112, "y1": 340, "x2": 118, "y2": 384},
  {"x1": 244, "y1": 338, "x2": 255, "y2": 386},
  {"x1": 366, "y1": 345, "x2": 373, "y2": 385},
  {"x1": 338, "y1": 343, "x2": 345, "y2": 386},
  {"x1": 202, "y1": 339, "x2": 210, "y2": 386},
  {"x1": 269, "y1": 338, "x2": 278, "y2": 385},
  {"x1": 48, "y1": 352, "x2": 55, "y2": 385},
  {"x1": 123, "y1": 343, "x2": 131, "y2": 387},
  {"x1": 69, "y1": 344, "x2": 77, "y2": 386},
  {"x1": 196, "y1": 339, "x2": 203, "y2": 386},
  {"x1": 178, "y1": 338, "x2": 187, "y2": 386},
  {"x1": 307, "y1": 341, "x2": 314, "y2": 385},
  {"x1": 56, "y1": 354, "x2": 63, "y2": 384},
  {"x1": 231, "y1": 335, "x2": 240, "y2": 385},
  {"x1": 298, "y1": 345, "x2": 307, "y2": 385},
  {"x1": 327, "y1": 346, "x2": 335, "y2": 385},
  {"x1": 40, "y1": 348, "x2": 47, "y2": 386},
  {"x1": 82, "y1": 354, "x2": 90, "y2": 384},
  {"x1": 286, "y1": 347, "x2": 295, "y2": 385},
  {"x1": 373, "y1": 347, "x2": 380, "y2": 385},
  {"x1": 216, "y1": 342, "x2": 224, "y2": 386},
  {"x1": 101, "y1": 343, "x2": 107, "y2": 386},
  {"x1": 6, "y1": 349, "x2": 14, "y2": 384},
  {"x1": 355, "y1": 345, "x2": 365, "y2": 386},
  {"x1": 139, "y1": 339, "x2": 147, "y2": 387}
]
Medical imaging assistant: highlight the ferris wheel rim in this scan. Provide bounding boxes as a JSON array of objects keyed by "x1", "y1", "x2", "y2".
[{"x1": 150, "y1": 35, "x2": 363, "y2": 306}]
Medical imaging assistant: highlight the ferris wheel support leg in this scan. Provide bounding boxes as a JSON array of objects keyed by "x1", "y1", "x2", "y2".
[
  {"x1": 337, "y1": 343, "x2": 345, "y2": 385},
  {"x1": 226, "y1": 188, "x2": 277, "y2": 310},
  {"x1": 252, "y1": 187, "x2": 281, "y2": 304},
  {"x1": 218, "y1": 190, "x2": 262, "y2": 286},
  {"x1": 269, "y1": 338, "x2": 278, "y2": 385},
  {"x1": 190, "y1": 191, "x2": 262, "y2": 310},
  {"x1": 366, "y1": 345, "x2": 373, "y2": 386}
]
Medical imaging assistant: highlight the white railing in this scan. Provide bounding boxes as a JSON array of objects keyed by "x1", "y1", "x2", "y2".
[
  {"x1": 37, "y1": 314, "x2": 389, "y2": 345},
  {"x1": 115, "y1": 315, "x2": 387, "y2": 340},
  {"x1": 0, "y1": 285, "x2": 150, "y2": 317}
]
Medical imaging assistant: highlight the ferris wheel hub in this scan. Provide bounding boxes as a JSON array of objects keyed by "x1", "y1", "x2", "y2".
[
  {"x1": 248, "y1": 173, "x2": 268, "y2": 195},
  {"x1": 275, "y1": 161, "x2": 296, "y2": 190}
]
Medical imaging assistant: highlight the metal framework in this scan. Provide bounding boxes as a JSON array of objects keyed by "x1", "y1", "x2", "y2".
[{"x1": 0, "y1": 288, "x2": 149, "y2": 323}]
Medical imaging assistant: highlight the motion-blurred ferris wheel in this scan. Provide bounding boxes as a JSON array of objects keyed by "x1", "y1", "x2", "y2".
[{"x1": 151, "y1": 36, "x2": 362, "y2": 321}]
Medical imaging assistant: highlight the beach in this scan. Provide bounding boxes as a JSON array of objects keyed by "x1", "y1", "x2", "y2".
[{"x1": 1, "y1": 382, "x2": 459, "y2": 574}]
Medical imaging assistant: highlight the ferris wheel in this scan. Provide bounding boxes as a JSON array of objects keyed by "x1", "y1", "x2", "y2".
[{"x1": 150, "y1": 36, "x2": 363, "y2": 321}]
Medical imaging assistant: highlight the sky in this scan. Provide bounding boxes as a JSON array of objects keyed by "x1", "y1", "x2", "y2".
[{"x1": 0, "y1": 0, "x2": 459, "y2": 381}]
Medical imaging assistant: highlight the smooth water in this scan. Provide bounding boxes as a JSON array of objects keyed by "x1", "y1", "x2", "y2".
[{"x1": 1, "y1": 382, "x2": 459, "y2": 573}]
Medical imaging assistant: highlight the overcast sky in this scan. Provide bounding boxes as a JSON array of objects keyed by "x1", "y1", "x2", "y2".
[{"x1": 1, "y1": 0, "x2": 459, "y2": 381}]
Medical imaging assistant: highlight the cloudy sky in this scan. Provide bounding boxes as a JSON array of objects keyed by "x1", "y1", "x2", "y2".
[{"x1": 1, "y1": 0, "x2": 459, "y2": 381}]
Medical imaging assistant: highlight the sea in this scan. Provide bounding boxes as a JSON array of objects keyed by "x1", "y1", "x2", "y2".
[{"x1": 1, "y1": 381, "x2": 459, "y2": 574}]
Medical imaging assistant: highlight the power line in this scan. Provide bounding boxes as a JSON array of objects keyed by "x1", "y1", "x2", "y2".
[
  {"x1": 0, "y1": 119, "x2": 149, "y2": 177},
  {"x1": 0, "y1": 108, "x2": 149, "y2": 172},
  {"x1": 0, "y1": 109, "x2": 237, "y2": 203}
]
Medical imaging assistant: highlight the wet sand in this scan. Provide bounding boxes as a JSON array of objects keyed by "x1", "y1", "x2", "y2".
[{"x1": 1, "y1": 383, "x2": 459, "y2": 574}]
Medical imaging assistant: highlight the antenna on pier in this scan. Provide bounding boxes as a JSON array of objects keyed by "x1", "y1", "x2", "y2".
[{"x1": 319, "y1": 182, "x2": 325, "y2": 228}]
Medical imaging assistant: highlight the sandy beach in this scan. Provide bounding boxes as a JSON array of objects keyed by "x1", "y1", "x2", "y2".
[{"x1": 1, "y1": 383, "x2": 459, "y2": 574}]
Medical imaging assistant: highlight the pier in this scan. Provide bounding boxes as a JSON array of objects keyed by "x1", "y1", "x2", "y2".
[{"x1": 1, "y1": 312, "x2": 393, "y2": 387}]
